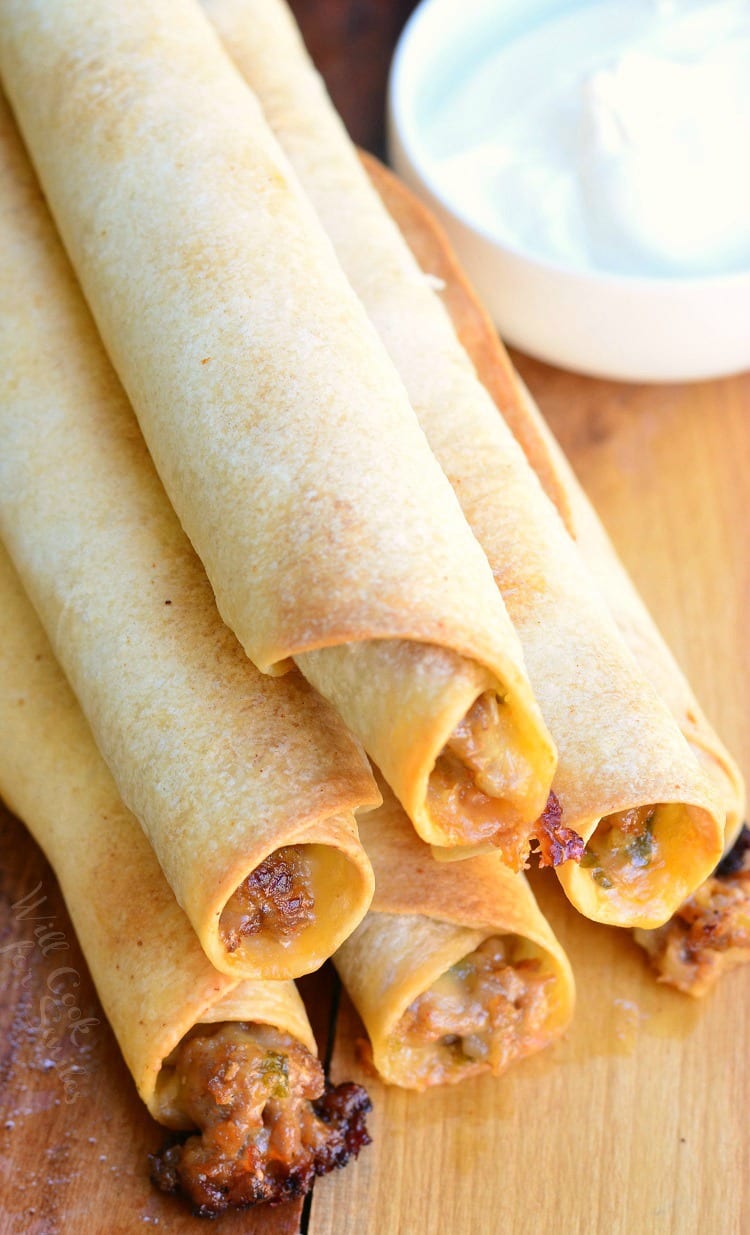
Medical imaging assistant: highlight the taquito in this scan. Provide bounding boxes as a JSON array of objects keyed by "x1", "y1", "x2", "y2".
[
  {"x1": 334, "y1": 780, "x2": 574, "y2": 1090},
  {"x1": 0, "y1": 543, "x2": 371, "y2": 1216},
  {"x1": 506, "y1": 377, "x2": 746, "y2": 843},
  {"x1": 355, "y1": 146, "x2": 750, "y2": 994},
  {"x1": 504, "y1": 377, "x2": 747, "y2": 906},
  {"x1": 351, "y1": 147, "x2": 745, "y2": 846},
  {"x1": 202, "y1": 0, "x2": 724, "y2": 927},
  {"x1": 0, "y1": 91, "x2": 377, "y2": 981},
  {"x1": 0, "y1": 0, "x2": 557, "y2": 867}
]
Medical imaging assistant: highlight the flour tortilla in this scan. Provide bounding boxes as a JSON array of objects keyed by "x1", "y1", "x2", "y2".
[
  {"x1": 0, "y1": 92, "x2": 376, "y2": 980},
  {"x1": 0, "y1": 543, "x2": 315, "y2": 1126},
  {"x1": 0, "y1": 0, "x2": 556, "y2": 854},
  {"x1": 360, "y1": 148, "x2": 745, "y2": 855},
  {"x1": 335, "y1": 780, "x2": 574, "y2": 1088},
  {"x1": 202, "y1": 0, "x2": 725, "y2": 927}
]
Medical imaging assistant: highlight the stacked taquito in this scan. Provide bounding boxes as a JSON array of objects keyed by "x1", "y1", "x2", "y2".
[
  {"x1": 0, "y1": 91, "x2": 378, "y2": 981},
  {"x1": 0, "y1": 0, "x2": 559, "y2": 870},
  {"x1": 0, "y1": 544, "x2": 371, "y2": 1216},
  {"x1": 335, "y1": 779, "x2": 574, "y2": 1089},
  {"x1": 199, "y1": 0, "x2": 724, "y2": 927},
  {"x1": 360, "y1": 153, "x2": 750, "y2": 997},
  {"x1": 506, "y1": 381, "x2": 746, "y2": 840},
  {"x1": 354, "y1": 151, "x2": 745, "y2": 848}
]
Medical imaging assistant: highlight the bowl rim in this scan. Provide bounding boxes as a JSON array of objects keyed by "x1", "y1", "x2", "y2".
[{"x1": 388, "y1": 0, "x2": 750, "y2": 292}]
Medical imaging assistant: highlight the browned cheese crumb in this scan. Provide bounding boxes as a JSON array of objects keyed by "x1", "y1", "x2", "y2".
[
  {"x1": 531, "y1": 790, "x2": 584, "y2": 868},
  {"x1": 150, "y1": 1023, "x2": 371, "y2": 1216},
  {"x1": 219, "y1": 846, "x2": 315, "y2": 953}
]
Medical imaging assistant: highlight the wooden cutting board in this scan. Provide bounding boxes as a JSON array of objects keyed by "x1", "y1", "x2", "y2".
[{"x1": 2, "y1": 362, "x2": 748, "y2": 1235}]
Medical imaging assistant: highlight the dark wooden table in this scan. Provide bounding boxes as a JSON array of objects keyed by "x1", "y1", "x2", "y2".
[{"x1": 288, "y1": 0, "x2": 419, "y2": 153}]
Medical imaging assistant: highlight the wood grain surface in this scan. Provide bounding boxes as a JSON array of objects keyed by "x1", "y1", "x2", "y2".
[
  {"x1": 0, "y1": 806, "x2": 314, "y2": 1235},
  {"x1": 2, "y1": 3, "x2": 748, "y2": 1232}
]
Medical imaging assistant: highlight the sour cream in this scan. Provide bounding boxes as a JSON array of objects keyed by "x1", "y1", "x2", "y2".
[{"x1": 424, "y1": 0, "x2": 750, "y2": 277}]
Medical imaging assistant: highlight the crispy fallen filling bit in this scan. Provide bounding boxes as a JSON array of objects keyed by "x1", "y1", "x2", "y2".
[
  {"x1": 150, "y1": 1023, "x2": 371, "y2": 1216},
  {"x1": 532, "y1": 790, "x2": 584, "y2": 868},
  {"x1": 219, "y1": 846, "x2": 315, "y2": 954},
  {"x1": 634, "y1": 824, "x2": 750, "y2": 996},
  {"x1": 389, "y1": 936, "x2": 552, "y2": 1087},
  {"x1": 581, "y1": 805, "x2": 663, "y2": 891},
  {"x1": 427, "y1": 692, "x2": 534, "y2": 865}
]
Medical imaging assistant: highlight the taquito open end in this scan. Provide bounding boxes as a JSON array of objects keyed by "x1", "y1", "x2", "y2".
[
  {"x1": 334, "y1": 780, "x2": 574, "y2": 1089},
  {"x1": 146, "y1": 980, "x2": 314, "y2": 1124},
  {"x1": 298, "y1": 638, "x2": 556, "y2": 869},
  {"x1": 556, "y1": 801, "x2": 723, "y2": 929},
  {"x1": 150, "y1": 1007, "x2": 371, "y2": 1216},
  {"x1": 199, "y1": 812, "x2": 376, "y2": 980},
  {"x1": 338, "y1": 909, "x2": 573, "y2": 1090}
]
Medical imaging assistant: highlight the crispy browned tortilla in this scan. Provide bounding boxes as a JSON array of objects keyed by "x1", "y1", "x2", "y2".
[
  {"x1": 0, "y1": 89, "x2": 377, "y2": 980},
  {"x1": 0, "y1": 0, "x2": 557, "y2": 866},
  {"x1": 205, "y1": 0, "x2": 726, "y2": 929},
  {"x1": 0, "y1": 544, "x2": 371, "y2": 1213}
]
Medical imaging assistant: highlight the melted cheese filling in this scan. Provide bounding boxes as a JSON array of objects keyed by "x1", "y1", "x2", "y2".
[
  {"x1": 581, "y1": 804, "x2": 669, "y2": 901},
  {"x1": 426, "y1": 692, "x2": 536, "y2": 866},
  {"x1": 385, "y1": 935, "x2": 551, "y2": 1087}
]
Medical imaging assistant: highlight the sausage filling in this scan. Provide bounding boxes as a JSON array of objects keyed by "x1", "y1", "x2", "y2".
[
  {"x1": 219, "y1": 847, "x2": 315, "y2": 954},
  {"x1": 428, "y1": 692, "x2": 580, "y2": 869},
  {"x1": 427, "y1": 692, "x2": 537, "y2": 866},
  {"x1": 387, "y1": 935, "x2": 552, "y2": 1087},
  {"x1": 151, "y1": 1022, "x2": 371, "y2": 1216},
  {"x1": 634, "y1": 824, "x2": 750, "y2": 996}
]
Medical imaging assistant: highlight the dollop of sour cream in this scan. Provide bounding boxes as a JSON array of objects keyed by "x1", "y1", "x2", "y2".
[{"x1": 425, "y1": 0, "x2": 750, "y2": 277}]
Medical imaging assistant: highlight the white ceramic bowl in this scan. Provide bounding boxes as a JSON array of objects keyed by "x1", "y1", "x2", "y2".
[{"x1": 387, "y1": 0, "x2": 750, "y2": 383}]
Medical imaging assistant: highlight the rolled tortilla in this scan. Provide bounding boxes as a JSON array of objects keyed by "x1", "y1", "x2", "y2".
[
  {"x1": 202, "y1": 0, "x2": 725, "y2": 927},
  {"x1": 334, "y1": 779, "x2": 574, "y2": 1089},
  {"x1": 0, "y1": 542, "x2": 371, "y2": 1215},
  {"x1": 0, "y1": 91, "x2": 377, "y2": 981},
  {"x1": 354, "y1": 149, "x2": 750, "y2": 991},
  {"x1": 509, "y1": 377, "x2": 747, "y2": 847},
  {"x1": 0, "y1": 0, "x2": 556, "y2": 865},
  {"x1": 354, "y1": 146, "x2": 745, "y2": 850}
]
